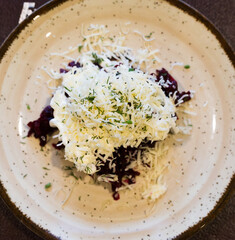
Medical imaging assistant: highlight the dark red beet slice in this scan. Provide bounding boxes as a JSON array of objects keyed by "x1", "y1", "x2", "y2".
[
  {"x1": 113, "y1": 192, "x2": 120, "y2": 200},
  {"x1": 60, "y1": 68, "x2": 68, "y2": 73},
  {"x1": 68, "y1": 61, "x2": 81, "y2": 68},
  {"x1": 154, "y1": 68, "x2": 191, "y2": 105},
  {"x1": 96, "y1": 143, "x2": 147, "y2": 199},
  {"x1": 60, "y1": 61, "x2": 81, "y2": 74},
  {"x1": 27, "y1": 105, "x2": 56, "y2": 146}
]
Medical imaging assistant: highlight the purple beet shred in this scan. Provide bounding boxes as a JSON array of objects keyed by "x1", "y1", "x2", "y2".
[
  {"x1": 95, "y1": 144, "x2": 151, "y2": 199},
  {"x1": 68, "y1": 61, "x2": 81, "y2": 68},
  {"x1": 27, "y1": 105, "x2": 56, "y2": 146},
  {"x1": 60, "y1": 68, "x2": 68, "y2": 74},
  {"x1": 154, "y1": 68, "x2": 191, "y2": 105},
  {"x1": 60, "y1": 61, "x2": 81, "y2": 74},
  {"x1": 113, "y1": 192, "x2": 120, "y2": 200}
]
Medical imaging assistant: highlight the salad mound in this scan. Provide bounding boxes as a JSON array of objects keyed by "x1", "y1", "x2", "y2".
[{"x1": 27, "y1": 24, "x2": 192, "y2": 201}]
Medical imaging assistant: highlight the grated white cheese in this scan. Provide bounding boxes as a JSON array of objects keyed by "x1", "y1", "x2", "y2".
[{"x1": 50, "y1": 60, "x2": 177, "y2": 174}]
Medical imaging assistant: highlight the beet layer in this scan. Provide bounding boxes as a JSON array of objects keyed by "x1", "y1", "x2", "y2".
[
  {"x1": 27, "y1": 105, "x2": 56, "y2": 146},
  {"x1": 154, "y1": 68, "x2": 191, "y2": 105}
]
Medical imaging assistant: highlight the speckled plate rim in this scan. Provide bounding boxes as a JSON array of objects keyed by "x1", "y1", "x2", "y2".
[{"x1": 0, "y1": 0, "x2": 234, "y2": 239}]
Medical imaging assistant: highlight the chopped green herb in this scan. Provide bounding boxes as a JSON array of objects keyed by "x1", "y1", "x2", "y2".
[
  {"x1": 45, "y1": 183, "x2": 51, "y2": 189},
  {"x1": 184, "y1": 65, "x2": 190, "y2": 69},
  {"x1": 23, "y1": 174, "x2": 27, "y2": 178},
  {"x1": 145, "y1": 31, "x2": 154, "y2": 39},
  {"x1": 78, "y1": 196, "x2": 81, "y2": 201},
  {"x1": 26, "y1": 104, "x2": 30, "y2": 110},
  {"x1": 63, "y1": 165, "x2": 76, "y2": 171},
  {"x1": 64, "y1": 86, "x2": 72, "y2": 92},
  {"x1": 70, "y1": 171, "x2": 78, "y2": 180},
  {"x1": 134, "y1": 102, "x2": 142, "y2": 109},
  {"x1": 142, "y1": 126, "x2": 147, "y2": 131},
  {"x1": 43, "y1": 167, "x2": 50, "y2": 170},
  {"x1": 129, "y1": 68, "x2": 135, "y2": 72},
  {"x1": 80, "y1": 155, "x2": 84, "y2": 163},
  {"x1": 116, "y1": 107, "x2": 123, "y2": 115},
  {"x1": 96, "y1": 106, "x2": 104, "y2": 114},
  {"x1": 85, "y1": 95, "x2": 95, "y2": 103},
  {"x1": 92, "y1": 52, "x2": 103, "y2": 65},
  {"x1": 78, "y1": 45, "x2": 83, "y2": 52},
  {"x1": 20, "y1": 141, "x2": 26, "y2": 144},
  {"x1": 146, "y1": 114, "x2": 153, "y2": 120},
  {"x1": 85, "y1": 166, "x2": 92, "y2": 174},
  {"x1": 123, "y1": 120, "x2": 132, "y2": 124}
]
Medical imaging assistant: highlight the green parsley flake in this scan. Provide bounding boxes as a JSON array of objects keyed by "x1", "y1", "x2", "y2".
[
  {"x1": 26, "y1": 104, "x2": 30, "y2": 110},
  {"x1": 92, "y1": 52, "x2": 103, "y2": 65},
  {"x1": 142, "y1": 126, "x2": 147, "y2": 131},
  {"x1": 70, "y1": 171, "x2": 78, "y2": 180},
  {"x1": 64, "y1": 86, "x2": 72, "y2": 92},
  {"x1": 123, "y1": 120, "x2": 132, "y2": 124},
  {"x1": 145, "y1": 32, "x2": 154, "y2": 39},
  {"x1": 78, "y1": 45, "x2": 83, "y2": 52},
  {"x1": 85, "y1": 95, "x2": 96, "y2": 103},
  {"x1": 45, "y1": 183, "x2": 51, "y2": 189},
  {"x1": 85, "y1": 166, "x2": 92, "y2": 174},
  {"x1": 43, "y1": 167, "x2": 50, "y2": 170},
  {"x1": 184, "y1": 65, "x2": 190, "y2": 69}
]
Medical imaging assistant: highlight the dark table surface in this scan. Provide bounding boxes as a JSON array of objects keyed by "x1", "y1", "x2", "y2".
[{"x1": 0, "y1": 0, "x2": 234, "y2": 239}]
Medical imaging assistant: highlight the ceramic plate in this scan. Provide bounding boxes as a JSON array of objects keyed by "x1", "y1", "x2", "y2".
[{"x1": 0, "y1": 0, "x2": 234, "y2": 239}]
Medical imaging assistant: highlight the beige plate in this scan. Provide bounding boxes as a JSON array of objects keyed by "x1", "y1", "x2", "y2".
[{"x1": 0, "y1": 0, "x2": 234, "y2": 239}]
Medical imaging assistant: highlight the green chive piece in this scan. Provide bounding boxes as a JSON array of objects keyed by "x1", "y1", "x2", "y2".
[
  {"x1": 85, "y1": 95, "x2": 95, "y2": 103},
  {"x1": 64, "y1": 86, "x2": 72, "y2": 92},
  {"x1": 184, "y1": 65, "x2": 190, "y2": 69},
  {"x1": 123, "y1": 120, "x2": 132, "y2": 124},
  {"x1": 43, "y1": 167, "x2": 50, "y2": 170},
  {"x1": 129, "y1": 68, "x2": 135, "y2": 72},
  {"x1": 26, "y1": 104, "x2": 30, "y2": 110},
  {"x1": 145, "y1": 32, "x2": 154, "y2": 39},
  {"x1": 92, "y1": 52, "x2": 103, "y2": 65},
  {"x1": 78, "y1": 45, "x2": 83, "y2": 53},
  {"x1": 45, "y1": 183, "x2": 51, "y2": 189}
]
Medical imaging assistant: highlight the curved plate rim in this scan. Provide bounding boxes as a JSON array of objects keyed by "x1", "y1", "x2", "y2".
[{"x1": 0, "y1": 0, "x2": 234, "y2": 239}]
